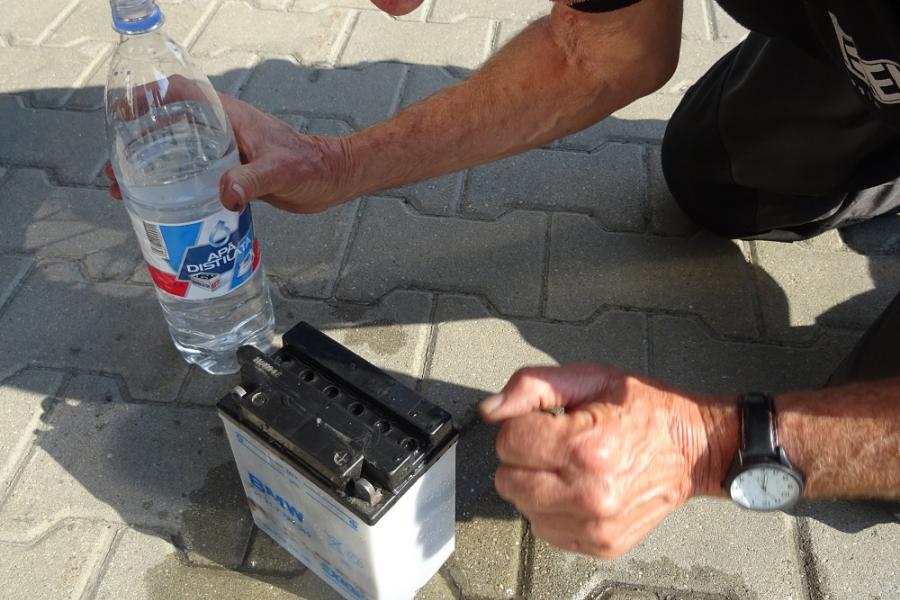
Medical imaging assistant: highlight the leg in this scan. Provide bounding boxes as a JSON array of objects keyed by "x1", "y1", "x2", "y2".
[{"x1": 662, "y1": 32, "x2": 900, "y2": 241}]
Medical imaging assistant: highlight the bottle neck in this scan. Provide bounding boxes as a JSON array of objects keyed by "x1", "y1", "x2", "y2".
[{"x1": 110, "y1": 0, "x2": 165, "y2": 35}]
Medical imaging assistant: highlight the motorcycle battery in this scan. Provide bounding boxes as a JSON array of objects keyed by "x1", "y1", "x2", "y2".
[{"x1": 217, "y1": 322, "x2": 458, "y2": 600}]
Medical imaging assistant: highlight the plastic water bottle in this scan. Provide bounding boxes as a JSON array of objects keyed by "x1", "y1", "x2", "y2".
[{"x1": 105, "y1": 0, "x2": 275, "y2": 375}]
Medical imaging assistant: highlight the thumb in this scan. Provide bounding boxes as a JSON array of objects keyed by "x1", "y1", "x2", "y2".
[
  {"x1": 220, "y1": 161, "x2": 269, "y2": 212},
  {"x1": 478, "y1": 364, "x2": 618, "y2": 423}
]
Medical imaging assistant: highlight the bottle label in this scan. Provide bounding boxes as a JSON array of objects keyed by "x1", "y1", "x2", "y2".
[{"x1": 130, "y1": 206, "x2": 261, "y2": 299}]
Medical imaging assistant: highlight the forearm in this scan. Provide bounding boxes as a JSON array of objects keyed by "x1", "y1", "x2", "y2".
[
  {"x1": 343, "y1": 2, "x2": 680, "y2": 197},
  {"x1": 698, "y1": 378, "x2": 900, "y2": 499}
]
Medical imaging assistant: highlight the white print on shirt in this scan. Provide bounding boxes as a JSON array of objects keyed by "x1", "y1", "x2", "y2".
[{"x1": 830, "y1": 11, "x2": 900, "y2": 105}]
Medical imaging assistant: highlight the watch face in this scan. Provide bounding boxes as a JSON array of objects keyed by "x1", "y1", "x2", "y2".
[{"x1": 730, "y1": 464, "x2": 802, "y2": 511}]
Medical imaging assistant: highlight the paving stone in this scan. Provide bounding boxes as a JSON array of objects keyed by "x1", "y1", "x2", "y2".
[
  {"x1": 193, "y1": 2, "x2": 350, "y2": 63},
  {"x1": 711, "y1": 3, "x2": 749, "y2": 42},
  {"x1": 340, "y1": 11, "x2": 492, "y2": 70},
  {"x1": 64, "y1": 373, "x2": 127, "y2": 403},
  {"x1": 336, "y1": 198, "x2": 547, "y2": 317},
  {"x1": 594, "y1": 587, "x2": 659, "y2": 600},
  {"x1": 0, "y1": 170, "x2": 141, "y2": 280},
  {"x1": 0, "y1": 262, "x2": 188, "y2": 402},
  {"x1": 0, "y1": 521, "x2": 116, "y2": 600},
  {"x1": 0, "y1": 255, "x2": 33, "y2": 312},
  {"x1": 415, "y1": 572, "x2": 458, "y2": 600},
  {"x1": 400, "y1": 64, "x2": 465, "y2": 107},
  {"x1": 423, "y1": 295, "x2": 647, "y2": 424},
  {"x1": 429, "y1": 0, "x2": 548, "y2": 22},
  {"x1": 799, "y1": 501, "x2": 900, "y2": 599},
  {"x1": 256, "y1": 199, "x2": 359, "y2": 298},
  {"x1": 496, "y1": 20, "x2": 531, "y2": 51},
  {"x1": 48, "y1": 0, "x2": 220, "y2": 47},
  {"x1": 650, "y1": 315, "x2": 858, "y2": 395},
  {"x1": 753, "y1": 241, "x2": 900, "y2": 342},
  {"x1": 96, "y1": 528, "x2": 328, "y2": 600},
  {"x1": 526, "y1": 498, "x2": 804, "y2": 600},
  {"x1": 0, "y1": 369, "x2": 64, "y2": 493},
  {"x1": 243, "y1": 526, "x2": 307, "y2": 576},
  {"x1": 0, "y1": 393, "x2": 252, "y2": 567},
  {"x1": 0, "y1": 42, "x2": 111, "y2": 108},
  {"x1": 241, "y1": 59, "x2": 405, "y2": 128},
  {"x1": 681, "y1": 0, "x2": 714, "y2": 41},
  {"x1": 179, "y1": 289, "x2": 434, "y2": 405},
  {"x1": 384, "y1": 172, "x2": 465, "y2": 216},
  {"x1": 0, "y1": 96, "x2": 107, "y2": 185},
  {"x1": 463, "y1": 145, "x2": 647, "y2": 231},
  {"x1": 0, "y1": 0, "x2": 76, "y2": 45},
  {"x1": 648, "y1": 146, "x2": 698, "y2": 236},
  {"x1": 448, "y1": 492, "x2": 522, "y2": 600},
  {"x1": 547, "y1": 214, "x2": 757, "y2": 337}
]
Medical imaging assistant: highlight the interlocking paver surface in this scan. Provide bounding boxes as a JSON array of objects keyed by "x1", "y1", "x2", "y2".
[{"x1": 2, "y1": 1, "x2": 899, "y2": 599}]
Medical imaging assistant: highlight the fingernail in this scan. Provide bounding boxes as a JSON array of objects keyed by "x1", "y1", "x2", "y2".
[
  {"x1": 231, "y1": 182, "x2": 246, "y2": 203},
  {"x1": 479, "y1": 394, "x2": 504, "y2": 415}
]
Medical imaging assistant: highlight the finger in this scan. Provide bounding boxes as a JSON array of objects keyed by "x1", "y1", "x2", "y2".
[
  {"x1": 494, "y1": 465, "x2": 571, "y2": 512},
  {"x1": 495, "y1": 412, "x2": 580, "y2": 470},
  {"x1": 479, "y1": 364, "x2": 619, "y2": 423},
  {"x1": 220, "y1": 159, "x2": 275, "y2": 211}
]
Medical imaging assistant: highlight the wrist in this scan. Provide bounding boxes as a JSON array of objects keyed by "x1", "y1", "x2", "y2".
[
  {"x1": 344, "y1": 125, "x2": 410, "y2": 198},
  {"x1": 688, "y1": 394, "x2": 739, "y2": 498}
]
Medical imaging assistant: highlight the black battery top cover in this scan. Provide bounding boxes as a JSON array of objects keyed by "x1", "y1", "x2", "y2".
[{"x1": 217, "y1": 322, "x2": 458, "y2": 524}]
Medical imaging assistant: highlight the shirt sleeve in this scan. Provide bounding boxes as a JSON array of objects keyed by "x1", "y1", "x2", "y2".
[{"x1": 561, "y1": 0, "x2": 642, "y2": 12}]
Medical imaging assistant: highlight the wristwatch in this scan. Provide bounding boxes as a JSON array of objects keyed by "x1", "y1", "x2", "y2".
[{"x1": 724, "y1": 393, "x2": 804, "y2": 511}]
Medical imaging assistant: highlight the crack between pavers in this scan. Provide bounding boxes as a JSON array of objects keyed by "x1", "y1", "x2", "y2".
[
  {"x1": 0, "y1": 256, "x2": 35, "y2": 320},
  {"x1": 183, "y1": 0, "x2": 225, "y2": 52},
  {"x1": 78, "y1": 525, "x2": 126, "y2": 600},
  {"x1": 329, "y1": 197, "x2": 368, "y2": 300},
  {"x1": 323, "y1": 284, "x2": 855, "y2": 348},
  {"x1": 388, "y1": 63, "x2": 411, "y2": 117},
  {"x1": 329, "y1": 10, "x2": 361, "y2": 67},
  {"x1": 32, "y1": 0, "x2": 82, "y2": 46},
  {"x1": 795, "y1": 516, "x2": 826, "y2": 600},
  {"x1": 416, "y1": 292, "x2": 441, "y2": 395},
  {"x1": 515, "y1": 519, "x2": 534, "y2": 599},
  {"x1": 539, "y1": 214, "x2": 552, "y2": 318},
  {"x1": 746, "y1": 240, "x2": 770, "y2": 340}
]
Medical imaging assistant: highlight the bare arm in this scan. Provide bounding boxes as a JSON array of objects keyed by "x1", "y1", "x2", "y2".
[
  {"x1": 701, "y1": 378, "x2": 900, "y2": 499},
  {"x1": 344, "y1": 0, "x2": 683, "y2": 197},
  {"x1": 478, "y1": 366, "x2": 900, "y2": 558}
]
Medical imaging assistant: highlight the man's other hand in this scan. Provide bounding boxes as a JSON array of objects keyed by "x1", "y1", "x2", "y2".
[
  {"x1": 479, "y1": 364, "x2": 717, "y2": 558},
  {"x1": 108, "y1": 94, "x2": 356, "y2": 214}
]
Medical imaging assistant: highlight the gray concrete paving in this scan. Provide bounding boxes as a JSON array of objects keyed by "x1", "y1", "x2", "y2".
[{"x1": 1, "y1": 0, "x2": 899, "y2": 599}]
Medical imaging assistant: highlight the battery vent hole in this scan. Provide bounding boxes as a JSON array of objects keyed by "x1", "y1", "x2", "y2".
[
  {"x1": 324, "y1": 386, "x2": 341, "y2": 399},
  {"x1": 401, "y1": 438, "x2": 418, "y2": 452},
  {"x1": 374, "y1": 420, "x2": 392, "y2": 434},
  {"x1": 300, "y1": 370, "x2": 316, "y2": 383},
  {"x1": 348, "y1": 401, "x2": 365, "y2": 415}
]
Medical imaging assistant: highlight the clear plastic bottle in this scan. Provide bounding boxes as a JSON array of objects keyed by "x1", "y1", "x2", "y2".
[{"x1": 106, "y1": 0, "x2": 275, "y2": 375}]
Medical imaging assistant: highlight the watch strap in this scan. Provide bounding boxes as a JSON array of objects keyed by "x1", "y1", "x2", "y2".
[{"x1": 740, "y1": 393, "x2": 778, "y2": 458}]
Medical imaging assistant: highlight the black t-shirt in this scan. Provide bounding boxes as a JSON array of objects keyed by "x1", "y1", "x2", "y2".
[{"x1": 569, "y1": 0, "x2": 900, "y2": 129}]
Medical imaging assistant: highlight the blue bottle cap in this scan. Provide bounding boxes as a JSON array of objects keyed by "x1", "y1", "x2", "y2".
[{"x1": 112, "y1": 3, "x2": 164, "y2": 35}]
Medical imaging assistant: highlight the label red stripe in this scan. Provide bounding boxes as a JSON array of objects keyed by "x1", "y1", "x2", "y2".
[{"x1": 147, "y1": 264, "x2": 189, "y2": 297}]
